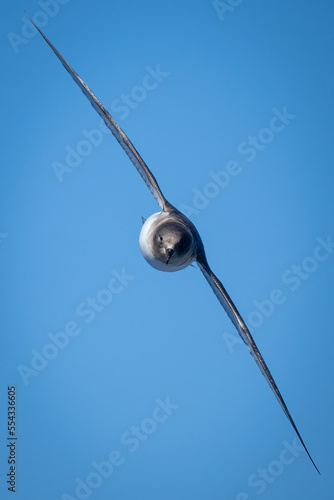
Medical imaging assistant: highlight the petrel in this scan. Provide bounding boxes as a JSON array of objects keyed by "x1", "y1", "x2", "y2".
[{"x1": 28, "y1": 15, "x2": 319, "y2": 473}]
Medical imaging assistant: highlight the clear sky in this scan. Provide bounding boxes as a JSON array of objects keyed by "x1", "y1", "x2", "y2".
[{"x1": 1, "y1": 1, "x2": 334, "y2": 499}]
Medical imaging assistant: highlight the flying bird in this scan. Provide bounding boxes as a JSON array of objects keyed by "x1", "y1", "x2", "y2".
[{"x1": 27, "y1": 14, "x2": 319, "y2": 474}]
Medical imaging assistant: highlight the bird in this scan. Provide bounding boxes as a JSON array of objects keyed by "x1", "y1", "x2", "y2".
[{"x1": 27, "y1": 13, "x2": 320, "y2": 474}]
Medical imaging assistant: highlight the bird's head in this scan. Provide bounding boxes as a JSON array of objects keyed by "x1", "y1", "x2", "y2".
[{"x1": 154, "y1": 222, "x2": 194, "y2": 266}]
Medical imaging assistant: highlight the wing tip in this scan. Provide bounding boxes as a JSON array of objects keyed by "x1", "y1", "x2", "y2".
[
  {"x1": 308, "y1": 454, "x2": 321, "y2": 475},
  {"x1": 25, "y1": 10, "x2": 33, "y2": 24}
]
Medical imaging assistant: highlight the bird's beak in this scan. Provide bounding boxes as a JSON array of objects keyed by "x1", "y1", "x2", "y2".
[{"x1": 166, "y1": 248, "x2": 174, "y2": 265}]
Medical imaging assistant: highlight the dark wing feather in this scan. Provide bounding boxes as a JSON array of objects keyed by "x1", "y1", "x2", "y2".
[
  {"x1": 197, "y1": 260, "x2": 320, "y2": 474},
  {"x1": 27, "y1": 13, "x2": 170, "y2": 211}
]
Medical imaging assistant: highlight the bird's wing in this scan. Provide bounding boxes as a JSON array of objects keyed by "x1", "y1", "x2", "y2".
[
  {"x1": 197, "y1": 260, "x2": 320, "y2": 474},
  {"x1": 27, "y1": 14, "x2": 169, "y2": 211}
]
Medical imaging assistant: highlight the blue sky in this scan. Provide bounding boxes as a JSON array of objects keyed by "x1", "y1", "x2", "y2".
[{"x1": 1, "y1": 1, "x2": 334, "y2": 499}]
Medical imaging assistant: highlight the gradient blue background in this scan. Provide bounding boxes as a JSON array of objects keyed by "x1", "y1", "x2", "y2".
[{"x1": 1, "y1": 1, "x2": 334, "y2": 499}]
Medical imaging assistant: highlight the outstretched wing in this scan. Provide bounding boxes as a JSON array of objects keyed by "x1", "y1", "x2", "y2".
[
  {"x1": 197, "y1": 260, "x2": 320, "y2": 474},
  {"x1": 27, "y1": 13, "x2": 170, "y2": 211}
]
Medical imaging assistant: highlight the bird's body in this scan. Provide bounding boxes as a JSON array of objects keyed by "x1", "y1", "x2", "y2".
[
  {"x1": 139, "y1": 209, "x2": 205, "y2": 272},
  {"x1": 28, "y1": 13, "x2": 320, "y2": 474}
]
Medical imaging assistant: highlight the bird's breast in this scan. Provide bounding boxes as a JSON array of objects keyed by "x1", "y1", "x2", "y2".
[{"x1": 139, "y1": 211, "x2": 195, "y2": 272}]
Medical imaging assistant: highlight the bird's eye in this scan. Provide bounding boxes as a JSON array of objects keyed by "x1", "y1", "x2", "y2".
[{"x1": 159, "y1": 236, "x2": 163, "y2": 241}]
